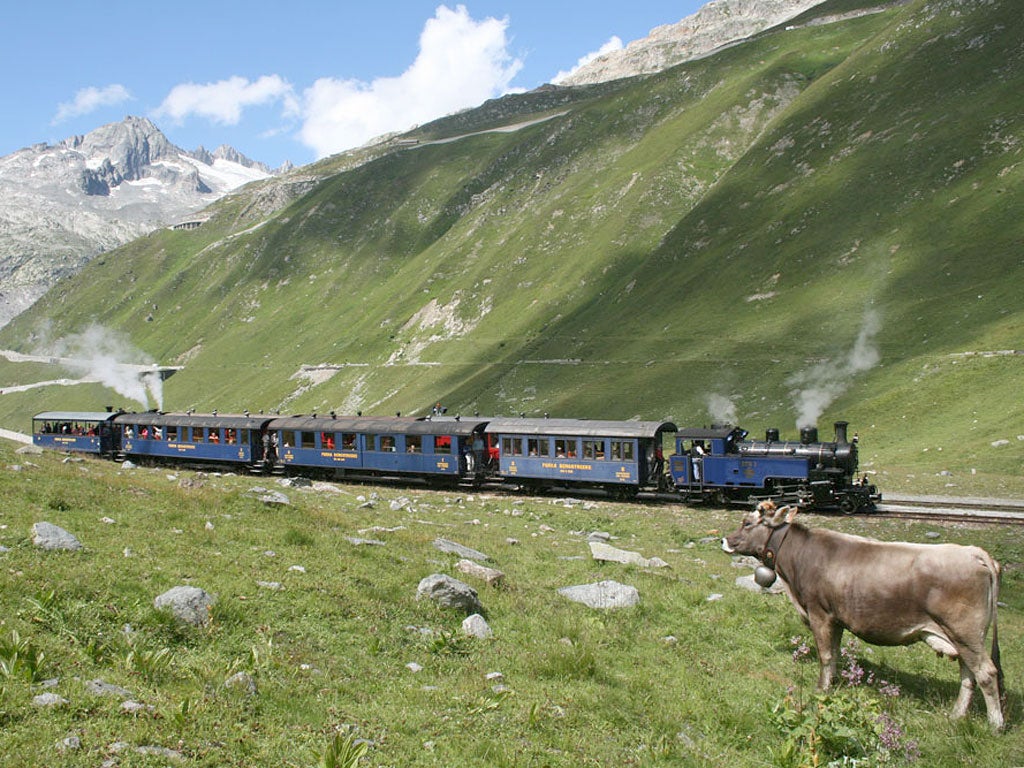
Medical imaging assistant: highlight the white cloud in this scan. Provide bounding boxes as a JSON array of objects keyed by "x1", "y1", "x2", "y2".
[
  {"x1": 52, "y1": 84, "x2": 132, "y2": 124},
  {"x1": 551, "y1": 36, "x2": 624, "y2": 84},
  {"x1": 298, "y1": 4, "x2": 523, "y2": 159},
  {"x1": 155, "y1": 75, "x2": 298, "y2": 126}
]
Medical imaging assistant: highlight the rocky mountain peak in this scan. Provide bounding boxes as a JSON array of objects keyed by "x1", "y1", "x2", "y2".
[
  {"x1": 59, "y1": 115, "x2": 177, "y2": 186},
  {"x1": 559, "y1": 0, "x2": 826, "y2": 86},
  {"x1": 0, "y1": 116, "x2": 271, "y2": 327},
  {"x1": 212, "y1": 144, "x2": 271, "y2": 173}
]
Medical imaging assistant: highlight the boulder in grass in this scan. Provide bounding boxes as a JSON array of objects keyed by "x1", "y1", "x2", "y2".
[
  {"x1": 416, "y1": 574, "x2": 483, "y2": 614},
  {"x1": 462, "y1": 613, "x2": 493, "y2": 639},
  {"x1": 558, "y1": 580, "x2": 640, "y2": 610},
  {"x1": 154, "y1": 586, "x2": 216, "y2": 626},
  {"x1": 32, "y1": 522, "x2": 82, "y2": 551}
]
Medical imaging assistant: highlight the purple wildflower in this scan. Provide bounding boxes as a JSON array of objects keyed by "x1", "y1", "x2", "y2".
[
  {"x1": 790, "y1": 635, "x2": 811, "y2": 662},
  {"x1": 878, "y1": 680, "x2": 902, "y2": 698}
]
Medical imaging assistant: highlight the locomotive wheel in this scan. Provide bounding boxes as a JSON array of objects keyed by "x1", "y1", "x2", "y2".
[{"x1": 839, "y1": 496, "x2": 859, "y2": 515}]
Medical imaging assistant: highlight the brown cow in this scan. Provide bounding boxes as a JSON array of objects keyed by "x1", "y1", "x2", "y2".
[{"x1": 722, "y1": 501, "x2": 1005, "y2": 730}]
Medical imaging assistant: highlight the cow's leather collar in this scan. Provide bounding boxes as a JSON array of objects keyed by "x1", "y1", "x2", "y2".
[{"x1": 760, "y1": 523, "x2": 790, "y2": 568}]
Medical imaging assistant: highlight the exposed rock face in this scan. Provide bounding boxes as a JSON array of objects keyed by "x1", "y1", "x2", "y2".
[
  {"x1": 558, "y1": 0, "x2": 827, "y2": 86},
  {"x1": 61, "y1": 117, "x2": 182, "y2": 193}
]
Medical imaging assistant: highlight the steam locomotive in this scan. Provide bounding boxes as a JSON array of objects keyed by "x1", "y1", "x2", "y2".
[
  {"x1": 31, "y1": 409, "x2": 879, "y2": 513},
  {"x1": 669, "y1": 420, "x2": 877, "y2": 513}
]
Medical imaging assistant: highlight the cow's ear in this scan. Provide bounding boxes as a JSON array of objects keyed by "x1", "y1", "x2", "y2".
[
  {"x1": 784, "y1": 506, "x2": 798, "y2": 524},
  {"x1": 766, "y1": 505, "x2": 788, "y2": 526}
]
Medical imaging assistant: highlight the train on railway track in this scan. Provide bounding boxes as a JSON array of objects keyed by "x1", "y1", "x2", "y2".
[{"x1": 31, "y1": 408, "x2": 880, "y2": 513}]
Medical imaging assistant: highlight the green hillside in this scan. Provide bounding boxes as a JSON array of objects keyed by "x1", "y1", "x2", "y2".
[{"x1": 1, "y1": 0, "x2": 1022, "y2": 496}]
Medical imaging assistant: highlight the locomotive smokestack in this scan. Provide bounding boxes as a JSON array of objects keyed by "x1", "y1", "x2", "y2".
[
  {"x1": 766, "y1": 428, "x2": 780, "y2": 442},
  {"x1": 800, "y1": 426, "x2": 818, "y2": 445},
  {"x1": 834, "y1": 421, "x2": 849, "y2": 445}
]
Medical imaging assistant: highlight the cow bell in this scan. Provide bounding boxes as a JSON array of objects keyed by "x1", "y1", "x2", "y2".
[{"x1": 754, "y1": 566, "x2": 778, "y2": 588}]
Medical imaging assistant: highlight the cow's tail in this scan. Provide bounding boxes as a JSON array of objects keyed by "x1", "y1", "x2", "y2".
[{"x1": 989, "y1": 556, "x2": 1005, "y2": 710}]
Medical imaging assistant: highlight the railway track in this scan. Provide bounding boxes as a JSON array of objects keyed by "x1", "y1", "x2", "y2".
[{"x1": 873, "y1": 494, "x2": 1024, "y2": 526}]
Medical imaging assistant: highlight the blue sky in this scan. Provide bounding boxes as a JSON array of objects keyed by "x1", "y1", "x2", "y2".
[{"x1": 1, "y1": 1, "x2": 705, "y2": 169}]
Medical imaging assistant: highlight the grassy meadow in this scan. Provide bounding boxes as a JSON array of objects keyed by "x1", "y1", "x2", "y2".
[{"x1": 1, "y1": 439, "x2": 1022, "y2": 766}]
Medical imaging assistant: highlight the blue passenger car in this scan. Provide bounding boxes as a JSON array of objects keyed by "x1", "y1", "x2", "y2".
[
  {"x1": 116, "y1": 412, "x2": 273, "y2": 467},
  {"x1": 486, "y1": 418, "x2": 677, "y2": 497},
  {"x1": 33, "y1": 411, "x2": 120, "y2": 456},
  {"x1": 269, "y1": 415, "x2": 491, "y2": 483}
]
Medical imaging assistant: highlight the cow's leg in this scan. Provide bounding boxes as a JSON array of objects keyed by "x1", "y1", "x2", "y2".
[
  {"x1": 949, "y1": 644, "x2": 1004, "y2": 731},
  {"x1": 951, "y1": 658, "x2": 975, "y2": 720},
  {"x1": 940, "y1": 619, "x2": 1005, "y2": 732},
  {"x1": 811, "y1": 620, "x2": 842, "y2": 691},
  {"x1": 961, "y1": 651, "x2": 1005, "y2": 731}
]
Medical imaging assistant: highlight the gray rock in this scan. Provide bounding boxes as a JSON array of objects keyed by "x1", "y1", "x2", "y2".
[
  {"x1": 224, "y1": 671, "x2": 258, "y2": 696},
  {"x1": 154, "y1": 585, "x2": 216, "y2": 626},
  {"x1": 33, "y1": 692, "x2": 69, "y2": 707},
  {"x1": 558, "y1": 580, "x2": 640, "y2": 609},
  {"x1": 416, "y1": 574, "x2": 483, "y2": 614},
  {"x1": 135, "y1": 745, "x2": 184, "y2": 761},
  {"x1": 589, "y1": 541, "x2": 669, "y2": 568},
  {"x1": 32, "y1": 521, "x2": 82, "y2": 551},
  {"x1": 121, "y1": 700, "x2": 155, "y2": 714},
  {"x1": 259, "y1": 490, "x2": 290, "y2": 506},
  {"x1": 345, "y1": 536, "x2": 386, "y2": 546},
  {"x1": 433, "y1": 537, "x2": 491, "y2": 562},
  {"x1": 734, "y1": 573, "x2": 787, "y2": 595},
  {"x1": 86, "y1": 679, "x2": 134, "y2": 699},
  {"x1": 462, "y1": 613, "x2": 493, "y2": 639},
  {"x1": 455, "y1": 559, "x2": 505, "y2": 586}
]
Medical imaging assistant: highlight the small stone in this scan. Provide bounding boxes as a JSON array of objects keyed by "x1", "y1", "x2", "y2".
[{"x1": 33, "y1": 692, "x2": 69, "y2": 707}]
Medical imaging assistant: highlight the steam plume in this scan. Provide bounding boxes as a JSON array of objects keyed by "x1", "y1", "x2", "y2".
[
  {"x1": 33, "y1": 324, "x2": 163, "y2": 409},
  {"x1": 706, "y1": 393, "x2": 738, "y2": 425},
  {"x1": 788, "y1": 309, "x2": 881, "y2": 429}
]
